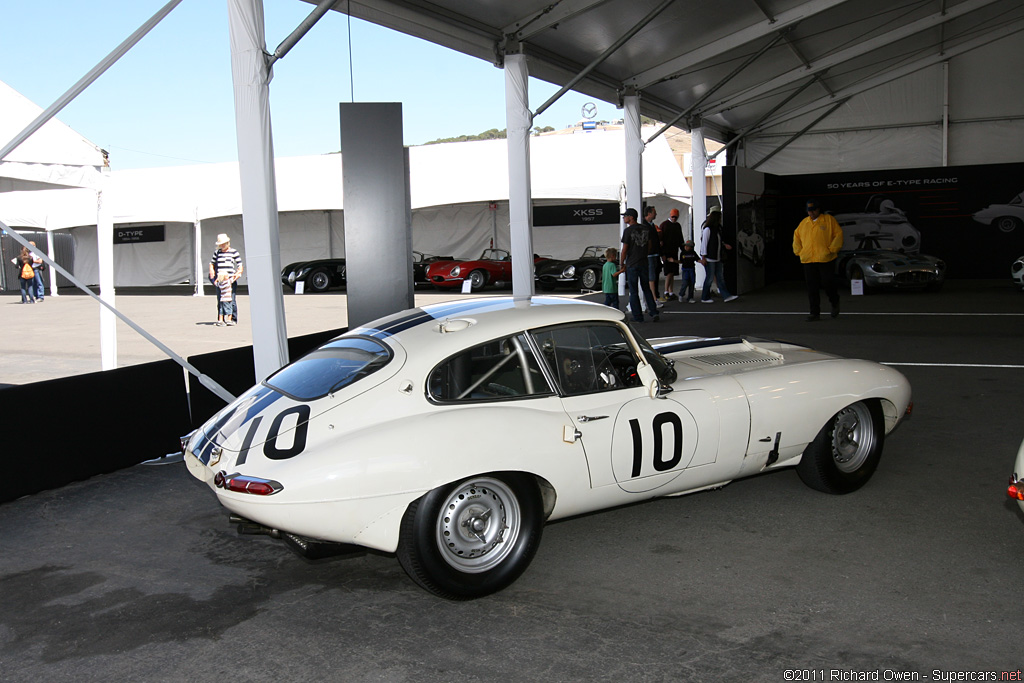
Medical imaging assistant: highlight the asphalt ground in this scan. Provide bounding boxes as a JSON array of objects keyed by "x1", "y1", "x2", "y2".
[{"x1": 1, "y1": 280, "x2": 1023, "y2": 682}]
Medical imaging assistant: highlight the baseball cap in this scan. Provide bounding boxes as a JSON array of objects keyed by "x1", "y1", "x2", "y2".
[{"x1": 621, "y1": 208, "x2": 638, "y2": 219}]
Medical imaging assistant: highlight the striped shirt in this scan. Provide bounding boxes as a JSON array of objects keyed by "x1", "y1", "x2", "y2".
[{"x1": 211, "y1": 247, "x2": 242, "y2": 276}]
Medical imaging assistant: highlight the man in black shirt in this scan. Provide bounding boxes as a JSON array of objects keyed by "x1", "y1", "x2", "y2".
[{"x1": 620, "y1": 208, "x2": 659, "y2": 323}]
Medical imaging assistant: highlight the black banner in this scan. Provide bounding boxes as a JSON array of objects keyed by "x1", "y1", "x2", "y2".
[
  {"x1": 533, "y1": 202, "x2": 619, "y2": 227},
  {"x1": 114, "y1": 225, "x2": 165, "y2": 245}
]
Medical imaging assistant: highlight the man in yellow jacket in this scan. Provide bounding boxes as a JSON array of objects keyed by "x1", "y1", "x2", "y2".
[{"x1": 793, "y1": 199, "x2": 843, "y2": 321}]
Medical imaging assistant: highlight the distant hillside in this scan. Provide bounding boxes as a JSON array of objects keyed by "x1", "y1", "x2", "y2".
[{"x1": 423, "y1": 126, "x2": 555, "y2": 145}]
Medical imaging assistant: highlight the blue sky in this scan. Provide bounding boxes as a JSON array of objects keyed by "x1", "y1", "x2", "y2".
[{"x1": 2, "y1": 0, "x2": 613, "y2": 170}]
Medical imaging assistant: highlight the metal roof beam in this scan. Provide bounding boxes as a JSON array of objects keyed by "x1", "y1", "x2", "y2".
[
  {"x1": 503, "y1": 0, "x2": 616, "y2": 42},
  {"x1": 533, "y1": 0, "x2": 676, "y2": 119},
  {"x1": 700, "y1": 0, "x2": 1004, "y2": 117},
  {"x1": 627, "y1": 0, "x2": 850, "y2": 89},
  {"x1": 749, "y1": 17, "x2": 1024, "y2": 135},
  {"x1": 750, "y1": 99, "x2": 847, "y2": 170}
]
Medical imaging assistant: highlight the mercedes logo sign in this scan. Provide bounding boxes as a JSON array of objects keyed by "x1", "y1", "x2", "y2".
[{"x1": 581, "y1": 102, "x2": 597, "y2": 120}]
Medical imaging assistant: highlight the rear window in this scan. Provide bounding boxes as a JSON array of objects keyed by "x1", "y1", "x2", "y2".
[{"x1": 265, "y1": 336, "x2": 392, "y2": 400}]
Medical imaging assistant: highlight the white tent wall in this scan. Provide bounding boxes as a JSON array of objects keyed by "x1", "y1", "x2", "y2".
[
  {"x1": 274, "y1": 209, "x2": 346, "y2": 266},
  {"x1": 70, "y1": 222, "x2": 190, "y2": 287},
  {"x1": 739, "y1": 32, "x2": 1024, "y2": 175},
  {"x1": 411, "y1": 203, "x2": 500, "y2": 260},
  {"x1": 4, "y1": 130, "x2": 691, "y2": 287},
  {"x1": 115, "y1": 223, "x2": 192, "y2": 286}
]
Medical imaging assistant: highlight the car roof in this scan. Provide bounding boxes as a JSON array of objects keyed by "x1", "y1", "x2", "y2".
[{"x1": 347, "y1": 296, "x2": 624, "y2": 351}]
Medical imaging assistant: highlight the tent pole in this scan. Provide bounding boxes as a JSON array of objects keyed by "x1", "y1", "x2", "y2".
[
  {"x1": 504, "y1": 50, "x2": 535, "y2": 302},
  {"x1": 622, "y1": 92, "x2": 642, "y2": 299},
  {"x1": 193, "y1": 214, "x2": 204, "y2": 297},
  {"x1": 228, "y1": 0, "x2": 290, "y2": 382}
]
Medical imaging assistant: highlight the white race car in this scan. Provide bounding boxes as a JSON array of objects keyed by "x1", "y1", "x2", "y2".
[{"x1": 182, "y1": 297, "x2": 912, "y2": 599}]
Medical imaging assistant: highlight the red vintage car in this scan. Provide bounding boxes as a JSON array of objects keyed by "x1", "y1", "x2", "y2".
[{"x1": 426, "y1": 248, "x2": 547, "y2": 291}]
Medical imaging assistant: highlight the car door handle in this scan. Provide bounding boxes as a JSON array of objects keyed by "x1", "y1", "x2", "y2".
[{"x1": 577, "y1": 415, "x2": 608, "y2": 423}]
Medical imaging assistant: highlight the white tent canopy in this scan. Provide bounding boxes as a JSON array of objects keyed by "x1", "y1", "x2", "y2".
[
  {"x1": 0, "y1": 128, "x2": 690, "y2": 287},
  {"x1": 0, "y1": 80, "x2": 107, "y2": 192}
]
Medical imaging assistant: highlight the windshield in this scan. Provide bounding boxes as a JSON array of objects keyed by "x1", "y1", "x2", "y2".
[{"x1": 265, "y1": 336, "x2": 392, "y2": 400}]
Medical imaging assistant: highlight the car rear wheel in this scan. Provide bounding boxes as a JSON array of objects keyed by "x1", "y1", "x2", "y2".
[
  {"x1": 397, "y1": 473, "x2": 544, "y2": 599},
  {"x1": 468, "y1": 269, "x2": 488, "y2": 291},
  {"x1": 580, "y1": 268, "x2": 599, "y2": 290},
  {"x1": 308, "y1": 269, "x2": 331, "y2": 292},
  {"x1": 797, "y1": 400, "x2": 884, "y2": 494}
]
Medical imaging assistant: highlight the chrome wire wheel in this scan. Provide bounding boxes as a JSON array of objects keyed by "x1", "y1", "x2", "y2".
[
  {"x1": 309, "y1": 270, "x2": 331, "y2": 292},
  {"x1": 468, "y1": 270, "x2": 487, "y2": 291},
  {"x1": 831, "y1": 402, "x2": 877, "y2": 473},
  {"x1": 435, "y1": 477, "x2": 521, "y2": 573},
  {"x1": 581, "y1": 268, "x2": 598, "y2": 290}
]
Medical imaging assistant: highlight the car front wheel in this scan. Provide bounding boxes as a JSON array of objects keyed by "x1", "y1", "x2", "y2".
[
  {"x1": 796, "y1": 400, "x2": 884, "y2": 494},
  {"x1": 308, "y1": 269, "x2": 331, "y2": 292},
  {"x1": 468, "y1": 270, "x2": 488, "y2": 291},
  {"x1": 397, "y1": 473, "x2": 544, "y2": 599},
  {"x1": 580, "y1": 268, "x2": 599, "y2": 290}
]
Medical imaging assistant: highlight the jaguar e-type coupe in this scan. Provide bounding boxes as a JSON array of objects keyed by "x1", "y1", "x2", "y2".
[
  {"x1": 182, "y1": 297, "x2": 912, "y2": 599},
  {"x1": 535, "y1": 245, "x2": 612, "y2": 291},
  {"x1": 426, "y1": 248, "x2": 545, "y2": 291},
  {"x1": 281, "y1": 258, "x2": 346, "y2": 293}
]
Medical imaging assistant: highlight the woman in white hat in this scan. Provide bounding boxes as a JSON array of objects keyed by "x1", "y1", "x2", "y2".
[{"x1": 208, "y1": 234, "x2": 243, "y2": 325}]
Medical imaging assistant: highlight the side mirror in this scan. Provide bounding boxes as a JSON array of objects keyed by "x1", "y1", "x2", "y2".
[{"x1": 648, "y1": 379, "x2": 673, "y2": 399}]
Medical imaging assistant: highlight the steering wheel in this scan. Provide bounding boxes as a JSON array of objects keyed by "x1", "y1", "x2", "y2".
[{"x1": 596, "y1": 349, "x2": 637, "y2": 389}]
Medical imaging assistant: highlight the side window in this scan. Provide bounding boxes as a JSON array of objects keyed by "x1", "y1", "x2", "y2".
[
  {"x1": 531, "y1": 325, "x2": 641, "y2": 396},
  {"x1": 428, "y1": 334, "x2": 553, "y2": 402}
]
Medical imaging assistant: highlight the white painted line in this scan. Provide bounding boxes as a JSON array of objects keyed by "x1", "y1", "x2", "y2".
[{"x1": 883, "y1": 362, "x2": 1024, "y2": 369}]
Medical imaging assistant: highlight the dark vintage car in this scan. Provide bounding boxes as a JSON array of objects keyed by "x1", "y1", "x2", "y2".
[
  {"x1": 426, "y1": 248, "x2": 548, "y2": 291},
  {"x1": 413, "y1": 251, "x2": 453, "y2": 286},
  {"x1": 281, "y1": 259, "x2": 346, "y2": 293},
  {"x1": 535, "y1": 245, "x2": 612, "y2": 291},
  {"x1": 282, "y1": 251, "x2": 454, "y2": 292},
  {"x1": 837, "y1": 234, "x2": 945, "y2": 291}
]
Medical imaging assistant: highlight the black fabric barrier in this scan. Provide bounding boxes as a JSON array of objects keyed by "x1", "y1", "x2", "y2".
[
  {"x1": 187, "y1": 327, "x2": 346, "y2": 428},
  {"x1": 0, "y1": 359, "x2": 191, "y2": 504}
]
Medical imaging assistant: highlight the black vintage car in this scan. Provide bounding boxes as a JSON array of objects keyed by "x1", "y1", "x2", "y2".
[
  {"x1": 282, "y1": 251, "x2": 453, "y2": 292},
  {"x1": 535, "y1": 245, "x2": 612, "y2": 291},
  {"x1": 281, "y1": 259, "x2": 346, "y2": 292}
]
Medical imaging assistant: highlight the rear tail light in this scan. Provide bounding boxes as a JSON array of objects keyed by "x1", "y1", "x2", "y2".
[
  {"x1": 214, "y1": 471, "x2": 283, "y2": 496},
  {"x1": 1009, "y1": 475, "x2": 1024, "y2": 501}
]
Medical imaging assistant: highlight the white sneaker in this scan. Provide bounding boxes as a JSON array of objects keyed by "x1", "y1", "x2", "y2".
[
  {"x1": 700, "y1": 299, "x2": 713, "y2": 304},
  {"x1": 724, "y1": 295, "x2": 738, "y2": 302}
]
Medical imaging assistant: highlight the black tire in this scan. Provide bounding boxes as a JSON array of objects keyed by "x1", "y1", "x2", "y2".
[
  {"x1": 580, "y1": 268, "x2": 599, "y2": 290},
  {"x1": 396, "y1": 473, "x2": 544, "y2": 599},
  {"x1": 996, "y1": 216, "x2": 1021, "y2": 233},
  {"x1": 468, "y1": 270, "x2": 488, "y2": 291},
  {"x1": 308, "y1": 269, "x2": 332, "y2": 292},
  {"x1": 796, "y1": 400, "x2": 884, "y2": 494}
]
